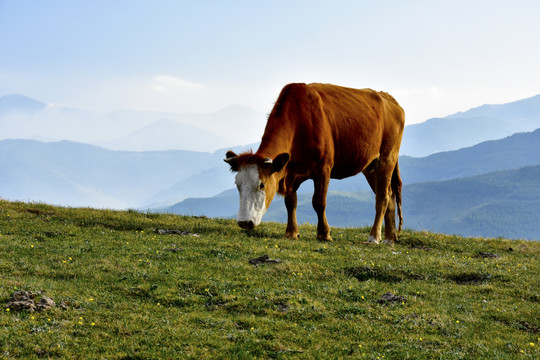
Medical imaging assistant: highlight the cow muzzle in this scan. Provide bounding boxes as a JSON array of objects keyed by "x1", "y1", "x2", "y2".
[{"x1": 238, "y1": 220, "x2": 255, "y2": 229}]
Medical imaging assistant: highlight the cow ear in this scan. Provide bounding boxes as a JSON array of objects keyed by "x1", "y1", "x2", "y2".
[
  {"x1": 224, "y1": 151, "x2": 239, "y2": 171},
  {"x1": 272, "y1": 153, "x2": 289, "y2": 173}
]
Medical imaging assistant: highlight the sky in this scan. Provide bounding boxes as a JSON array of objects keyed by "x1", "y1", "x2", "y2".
[{"x1": 1, "y1": 0, "x2": 540, "y2": 125}]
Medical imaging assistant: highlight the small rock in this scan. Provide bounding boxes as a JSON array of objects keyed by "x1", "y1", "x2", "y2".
[
  {"x1": 276, "y1": 303, "x2": 290, "y2": 313},
  {"x1": 410, "y1": 245, "x2": 432, "y2": 252},
  {"x1": 6, "y1": 300, "x2": 37, "y2": 312},
  {"x1": 156, "y1": 229, "x2": 200, "y2": 237},
  {"x1": 167, "y1": 244, "x2": 185, "y2": 252},
  {"x1": 37, "y1": 296, "x2": 56, "y2": 311},
  {"x1": 378, "y1": 292, "x2": 406, "y2": 304},
  {"x1": 12, "y1": 290, "x2": 36, "y2": 302}
]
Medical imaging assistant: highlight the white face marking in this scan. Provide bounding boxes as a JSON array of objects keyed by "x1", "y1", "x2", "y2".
[{"x1": 235, "y1": 165, "x2": 267, "y2": 226}]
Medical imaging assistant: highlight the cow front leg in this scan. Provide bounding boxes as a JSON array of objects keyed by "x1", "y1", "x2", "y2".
[
  {"x1": 284, "y1": 192, "x2": 299, "y2": 239},
  {"x1": 313, "y1": 176, "x2": 332, "y2": 241}
]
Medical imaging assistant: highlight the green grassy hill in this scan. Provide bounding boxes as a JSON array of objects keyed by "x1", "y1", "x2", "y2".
[{"x1": 1, "y1": 200, "x2": 539, "y2": 359}]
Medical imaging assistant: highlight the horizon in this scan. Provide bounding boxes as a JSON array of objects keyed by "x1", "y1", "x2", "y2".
[
  {"x1": 1, "y1": 0, "x2": 540, "y2": 136},
  {"x1": 2, "y1": 90, "x2": 539, "y2": 122}
]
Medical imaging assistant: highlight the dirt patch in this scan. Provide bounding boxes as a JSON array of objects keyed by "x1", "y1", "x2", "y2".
[
  {"x1": 410, "y1": 244, "x2": 433, "y2": 252},
  {"x1": 518, "y1": 321, "x2": 539, "y2": 333},
  {"x1": 378, "y1": 292, "x2": 406, "y2": 304},
  {"x1": 249, "y1": 254, "x2": 281, "y2": 266},
  {"x1": 5, "y1": 291, "x2": 55, "y2": 312},
  {"x1": 345, "y1": 266, "x2": 419, "y2": 283},
  {"x1": 447, "y1": 272, "x2": 493, "y2": 284}
]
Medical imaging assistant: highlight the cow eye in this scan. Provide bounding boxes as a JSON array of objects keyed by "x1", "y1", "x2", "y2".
[{"x1": 259, "y1": 182, "x2": 265, "y2": 190}]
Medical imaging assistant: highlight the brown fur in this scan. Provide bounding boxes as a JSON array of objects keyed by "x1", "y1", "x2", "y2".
[{"x1": 226, "y1": 83, "x2": 404, "y2": 243}]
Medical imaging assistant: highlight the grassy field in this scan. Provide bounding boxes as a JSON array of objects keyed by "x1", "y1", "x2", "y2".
[{"x1": 0, "y1": 199, "x2": 539, "y2": 359}]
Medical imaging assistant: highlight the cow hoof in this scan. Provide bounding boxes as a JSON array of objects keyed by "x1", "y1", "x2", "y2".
[
  {"x1": 285, "y1": 232, "x2": 299, "y2": 240},
  {"x1": 382, "y1": 239, "x2": 394, "y2": 245},
  {"x1": 318, "y1": 234, "x2": 333, "y2": 242},
  {"x1": 367, "y1": 235, "x2": 380, "y2": 244}
]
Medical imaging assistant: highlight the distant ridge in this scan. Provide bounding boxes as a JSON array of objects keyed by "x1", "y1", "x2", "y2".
[
  {"x1": 0, "y1": 94, "x2": 265, "y2": 152},
  {"x1": 167, "y1": 165, "x2": 540, "y2": 241},
  {"x1": 401, "y1": 93, "x2": 540, "y2": 157},
  {"x1": 400, "y1": 127, "x2": 540, "y2": 183},
  {"x1": 0, "y1": 139, "x2": 219, "y2": 208},
  {"x1": 2, "y1": 92, "x2": 539, "y2": 155},
  {"x1": 99, "y1": 118, "x2": 233, "y2": 152},
  {"x1": 448, "y1": 93, "x2": 540, "y2": 120},
  {"x1": 0, "y1": 94, "x2": 46, "y2": 113}
]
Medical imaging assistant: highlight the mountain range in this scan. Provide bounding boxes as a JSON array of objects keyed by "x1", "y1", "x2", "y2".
[
  {"x1": 1, "y1": 92, "x2": 539, "y2": 239},
  {"x1": 0, "y1": 94, "x2": 266, "y2": 152},
  {"x1": 400, "y1": 94, "x2": 540, "y2": 157},
  {"x1": 0, "y1": 139, "x2": 217, "y2": 208},
  {"x1": 2, "y1": 92, "x2": 540, "y2": 155},
  {"x1": 2, "y1": 128, "x2": 538, "y2": 210},
  {"x1": 168, "y1": 165, "x2": 540, "y2": 241},
  {"x1": 165, "y1": 127, "x2": 540, "y2": 240}
]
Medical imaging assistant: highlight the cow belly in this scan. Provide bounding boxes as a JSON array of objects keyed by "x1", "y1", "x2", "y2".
[{"x1": 330, "y1": 160, "x2": 370, "y2": 180}]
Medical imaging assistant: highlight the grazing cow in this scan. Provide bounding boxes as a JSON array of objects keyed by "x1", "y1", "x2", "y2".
[{"x1": 225, "y1": 83, "x2": 404, "y2": 244}]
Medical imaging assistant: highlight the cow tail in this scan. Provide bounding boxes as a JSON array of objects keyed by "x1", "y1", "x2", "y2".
[{"x1": 392, "y1": 162, "x2": 403, "y2": 234}]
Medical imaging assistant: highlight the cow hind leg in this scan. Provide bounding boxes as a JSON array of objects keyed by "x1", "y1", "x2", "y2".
[
  {"x1": 382, "y1": 191, "x2": 398, "y2": 245},
  {"x1": 312, "y1": 175, "x2": 332, "y2": 241},
  {"x1": 369, "y1": 189, "x2": 390, "y2": 244},
  {"x1": 382, "y1": 163, "x2": 402, "y2": 245},
  {"x1": 364, "y1": 161, "x2": 395, "y2": 244},
  {"x1": 284, "y1": 192, "x2": 299, "y2": 239}
]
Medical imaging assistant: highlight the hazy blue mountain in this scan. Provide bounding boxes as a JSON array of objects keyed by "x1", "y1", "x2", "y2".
[
  {"x1": 99, "y1": 119, "x2": 233, "y2": 152},
  {"x1": 165, "y1": 166, "x2": 540, "y2": 240},
  {"x1": 0, "y1": 94, "x2": 46, "y2": 113},
  {"x1": 2, "y1": 127, "x2": 539, "y2": 211},
  {"x1": 96, "y1": 106, "x2": 266, "y2": 152},
  {"x1": 447, "y1": 94, "x2": 540, "y2": 120},
  {"x1": 166, "y1": 189, "x2": 239, "y2": 218},
  {"x1": 403, "y1": 165, "x2": 540, "y2": 240},
  {"x1": 0, "y1": 94, "x2": 265, "y2": 152},
  {"x1": 163, "y1": 128, "x2": 540, "y2": 200},
  {"x1": 143, "y1": 143, "x2": 260, "y2": 207},
  {"x1": 0, "y1": 139, "x2": 217, "y2": 208},
  {"x1": 401, "y1": 94, "x2": 540, "y2": 157},
  {"x1": 3, "y1": 92, "x2": 540, "y2": 218},
  {"x1": 147, "y1": 166, "x2": 233, "y2": 208},
  {"x1": 400, "y1": 128, "x2": 540, "y2": 183},
  {"x1": 3, "y1": 92, "x2": 540, "y2": 155}
]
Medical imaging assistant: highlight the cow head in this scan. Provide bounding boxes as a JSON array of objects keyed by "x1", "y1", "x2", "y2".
[{"x1": 224, "y1": 150, "x2": 289, "y2": 229}]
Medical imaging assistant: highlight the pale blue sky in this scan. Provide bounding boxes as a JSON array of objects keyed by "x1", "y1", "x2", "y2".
[{"x1": 1, "y1": 0, "x2": 539, "y2": 124}]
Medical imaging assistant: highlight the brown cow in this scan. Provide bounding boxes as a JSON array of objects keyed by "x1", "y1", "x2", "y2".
[{"x1": 225, "y1": 83, "x2": 404, "y2": 244}]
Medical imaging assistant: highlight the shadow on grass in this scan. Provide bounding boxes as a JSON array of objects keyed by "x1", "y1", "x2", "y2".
[
  {"x1": 345, "y1": 266, "x2": 425, "y2": 283},
  {"x1": 345, "y1": 266, "x2": 504, "y2": 285}
]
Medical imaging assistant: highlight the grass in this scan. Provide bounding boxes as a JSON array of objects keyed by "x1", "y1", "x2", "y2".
[{"x1": 0, "y1": 199, "x2": 539, "y2": 359}]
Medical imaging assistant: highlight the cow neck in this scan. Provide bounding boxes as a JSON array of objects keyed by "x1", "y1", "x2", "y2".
[{"x1": 255, "y1": 114, "x2": 294, "y2": 161}]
